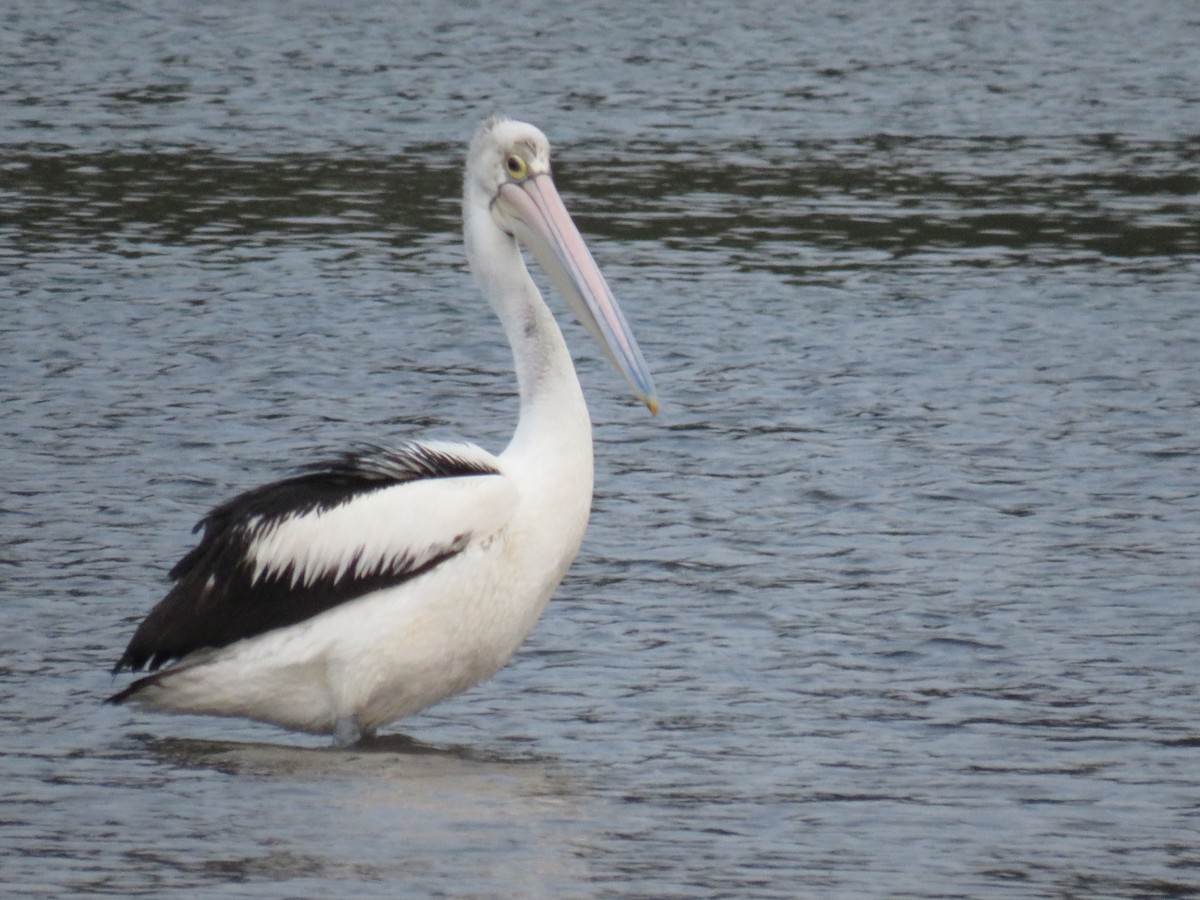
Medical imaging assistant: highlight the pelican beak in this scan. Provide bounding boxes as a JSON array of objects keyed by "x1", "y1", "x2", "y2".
[{"x1": 495, "y1": 174, "x2": 658, "y2": 415}]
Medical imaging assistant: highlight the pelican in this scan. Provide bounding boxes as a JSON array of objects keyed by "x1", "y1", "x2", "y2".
[{"x1": 108, "y1": 117, "x2": 657, "y2": 745}]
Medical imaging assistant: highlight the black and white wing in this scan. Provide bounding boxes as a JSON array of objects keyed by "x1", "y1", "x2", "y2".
[{"x1": 112, "y1": 441, "x2": 514, "y2": 674}]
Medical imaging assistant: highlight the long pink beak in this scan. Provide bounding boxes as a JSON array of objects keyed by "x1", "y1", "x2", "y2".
[{"x1": 496, "y1": 174, "x2": 657, "y2": 414}]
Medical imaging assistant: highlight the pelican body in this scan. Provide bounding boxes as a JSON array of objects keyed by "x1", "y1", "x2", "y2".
[{"x1": 109, "y1": 118, "x2": 657, "y2": 744}]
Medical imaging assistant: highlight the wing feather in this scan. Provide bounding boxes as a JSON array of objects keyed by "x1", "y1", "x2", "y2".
[{"x1": 114, "y1": 442, "x2": 514, "y2": 673}]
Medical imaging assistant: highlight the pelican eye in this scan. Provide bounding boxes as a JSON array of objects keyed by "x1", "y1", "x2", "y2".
[{"x1": 505, "y1": 154, "x2": 528, "y2": 179}]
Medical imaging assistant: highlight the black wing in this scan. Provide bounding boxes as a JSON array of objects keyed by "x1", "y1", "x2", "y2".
[{"x1": 113, "y1": 443, "x2": 500, "y2": 674}]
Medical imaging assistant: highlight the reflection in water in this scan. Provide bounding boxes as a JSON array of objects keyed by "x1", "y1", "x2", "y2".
[
  {"x1": 4, "y1": 137, "x2": 1198, "y2": 267},
  {"x1": 123, "y1": 734, "x2": 594, "y2": 892},
  {"x1": 141, "y1": 730, "x2": 558, "y2": 774}
]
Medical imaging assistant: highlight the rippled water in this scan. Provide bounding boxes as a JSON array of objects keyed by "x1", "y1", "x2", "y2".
[{"x1": 3, "y1": 1, "x2": 1199, "y2": 896}]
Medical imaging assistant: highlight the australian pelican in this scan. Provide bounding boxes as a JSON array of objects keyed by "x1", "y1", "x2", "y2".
[{"x1": 109, "y1": 117, "x2": 657, "y2": 745}]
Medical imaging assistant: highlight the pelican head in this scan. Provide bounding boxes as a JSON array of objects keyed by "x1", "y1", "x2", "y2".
[{"x1": 465, "y1": 117, "x2": 657, "y2": 414}]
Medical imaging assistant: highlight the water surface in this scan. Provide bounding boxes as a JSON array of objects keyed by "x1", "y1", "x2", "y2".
[{"x1": 3, "y1": 1, "x2": 1199, "y2": 896}]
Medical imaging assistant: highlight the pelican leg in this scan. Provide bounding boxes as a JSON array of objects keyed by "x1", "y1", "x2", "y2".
[{"x1": 333, "y1": 716, "x2": 365, "y2": 747}]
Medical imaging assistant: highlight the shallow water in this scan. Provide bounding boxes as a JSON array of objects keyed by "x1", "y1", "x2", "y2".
[{"x1": 3, "y1": 1, "x2": 1199, "y2": 896}]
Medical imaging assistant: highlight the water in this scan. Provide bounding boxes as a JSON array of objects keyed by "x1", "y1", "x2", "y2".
[{"x1": 3, "y1": 0, "x2": 1199, "y2": 896}]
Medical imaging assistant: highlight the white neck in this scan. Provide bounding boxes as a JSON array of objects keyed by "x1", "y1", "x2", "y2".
[{"x1": 462, "y1": 186, "x2": 593, "y2": 474}]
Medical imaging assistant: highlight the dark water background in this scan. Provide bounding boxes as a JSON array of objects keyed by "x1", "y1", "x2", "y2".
[{"x1": 3, "y1": 1, "x2": 1199, "y2": 896}]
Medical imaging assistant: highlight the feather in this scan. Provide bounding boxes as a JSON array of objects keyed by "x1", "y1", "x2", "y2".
[{"x1": 113, "y1": 442, "x2": 504, "y2": 673}]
